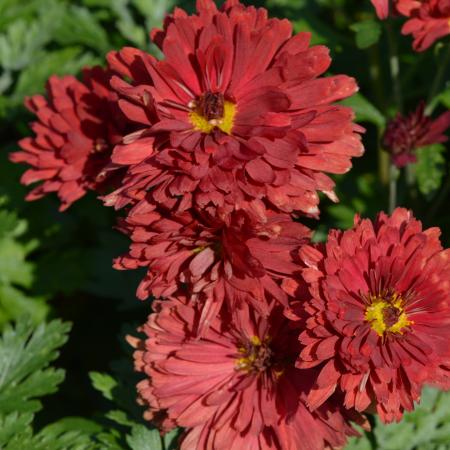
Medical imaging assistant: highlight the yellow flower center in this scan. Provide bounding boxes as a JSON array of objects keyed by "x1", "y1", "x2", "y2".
[
  {"x1": 365, "y1": 294, "x2": 413, "y2": 337},
  {"x1": 188, "y1": 91, "x2": 236, "y2": 135},
  {"x1": 235, "y1": 335, "x2": 274, "y2": 373}
]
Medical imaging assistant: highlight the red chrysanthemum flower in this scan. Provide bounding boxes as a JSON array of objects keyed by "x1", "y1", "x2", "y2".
[
  {"x1": 115, "y1": 201, "x2": 310, "y2": 332},
  {"x1": 10, "y1": 67, "x2": 130, "y2": 210},
  {"x1": 105, "y1": 0, "x2": 363, "y2": 220},
  {"x1": 383, "y1": 102, "x2": 450, "y2": 168},
  {"x1": 285, "y1": 208, "x2": 450, "y2": 423},
  {"x1": 397, "y1": 0, "x2": 450, "y2": 51},
  {"x1": 130, "y1": 296, "x2": 366, "y2": 450}
]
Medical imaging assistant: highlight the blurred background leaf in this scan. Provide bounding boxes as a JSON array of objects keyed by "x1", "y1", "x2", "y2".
[{"x1": 346, "y1": 387, "x2": 450, "y2": 450}]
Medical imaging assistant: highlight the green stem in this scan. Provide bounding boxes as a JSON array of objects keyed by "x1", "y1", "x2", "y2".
[
  {"x1": 386, "y1": 22, "x2": 403, "y2": 113},
  {"x1": 385, "y1": 21, "x2": 403, "y2": 210},
  {"x1": 426, "y1": 44, "x2": 450, "y2": 115},
  {"x1": 368, "y1": 46, "x2": 389, "y2": 186},
  {"x1": 389, "y1": 164, "x2": 399, "y2": 213},
  {"x1": 365, "y1": 414, "x2": 378, "y2": 450}
]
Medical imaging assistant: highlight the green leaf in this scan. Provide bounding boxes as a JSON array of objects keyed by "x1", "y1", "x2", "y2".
[
  {"x1": 0, "y1": 320, "x2": 110, "y2": 449},
  {"x1": 0, "y1": 318, "x2": 71, "y2": 414},
  {"x1": 90, "y1": 372, "x2": 118, "y2": 401},
  {"x1": 0, "y1": 235, "x2": 34, "y2": 287},
  {"x1": 14, "y1": 47, "x2": 99, "y2": 100},
  {"x1": 0, "y1": 205, "x2": 46, "y2": 327},
  {"x1": 0, "y1": 209, "x2": 25, "y2": 239},
  {"x1": 328, "y1": 204, "x2": 356, "y2": 229},
  {"x1": 25, "y1": 418, "x2": 98, "y2": 450},
  {"x1": 0, "y1": 411, "x2": 33, "y2": 447},
  {"x1": 340, "y1": 93, "x2": 386, "y2": 128},
  {"x1": 350, "y1": 20, "x2": 382, "y2": 49},
  {"x1": 1, "y1": 418, "x2": 98, "y2": 450},
  {"x1": 106, "y1": 409, "x2": 136, "y2": 427},
  {"x1": 0, "y1": 0, "x2": 42, "y2": 29},
  {"x1": 110, "y1": 0, "x2": 146, "y2": 47},
  {"x1": 131, "y1": 0, "x2": 174, "y2": 29},
  {"x1": 0, "y1": 71, "x2": 12, "y2": 94},
  {"x1": 163, "y1": 428, "x2": 181, "y2": 450},
  {"x1": 126, "y1": 425, "x2": 163, "y2": 450},
  {"x1": 415, "y1": 144, "x2": 446, "y2": 196},
  {"x1": 344, "y1": 434, "x2": 372, "y2": 450},
  {"x1": 54, "y1": 5, "x2": 110, "y2": 53},
  {"x1": 345, "y1": 388, "x2": 450, "y2": 450},
  {"x1": 438, "y1": 87, "x2": 450, "y2": 109},
  {"x1": 48, "y1": 417, "x2": 103, "y2": 434},
  {"x1": 0, "y1": 2, "x2": 64, "y2": 71},
  {"x1": 95, "y1": 430, "x2": 126, "y2": 449},
  {"x1": 0, "y1": 20, "x2": 49, "y2": 70}
]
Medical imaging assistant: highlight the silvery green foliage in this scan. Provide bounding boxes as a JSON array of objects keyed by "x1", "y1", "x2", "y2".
[
  {"x1": 0, "y1": 318, "x2": 98, "y2": 449},
  {"x1": 346, "y1": 387, "x2": 450, "y2": 450},
  {"x1": 0, "y1": 199, "x2": 47, "y2": 327}
]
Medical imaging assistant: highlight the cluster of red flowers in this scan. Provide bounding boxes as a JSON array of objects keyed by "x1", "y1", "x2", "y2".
[
  {"x1": 11, "y1": 0, "x2": 450, "y2": 449},
  {"x1": 370, "y1": 0, "x2": 450, "y2": 51}
]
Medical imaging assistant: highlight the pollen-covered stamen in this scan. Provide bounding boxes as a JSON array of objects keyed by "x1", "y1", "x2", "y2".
[
  {"x1": 93, "y1": 138, "x2": 108, "y2": 153},
  {"x1": 200, "y1": 91, "x2": 225, "y2": 121},
  {"x1": 235, "y1": 336, "x2": 273, "y2": 373},
  {"x1": 188, "y1": 91, "x2": 236, "y2": 135},
  {"x1": 365, "y1": 293, "x2": 414, "y2": 337},
  {"x1": 383, "y1": 305, "x2": 402, "y2": 327}
]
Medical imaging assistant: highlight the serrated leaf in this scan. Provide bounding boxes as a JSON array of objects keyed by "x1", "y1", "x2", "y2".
[
  {"x1": 344, "y1": 434, "x2": 372, "y2": 450},
  {"x1": 3, "y1": 422, "x2": 96, "y2": 450},
  {"x1": 54, "y1": 5, "x2": 110, "y2": 53},
  {"x1": 0, "y1": 318, "x2": 71, "y2": 414},
  {"x1": 0, "y1": 209, "x2": 26, "y2": 239},
  {"x1": 14, "y1": 47, "x2": 99, "y2": 99},
  {"x1": 0, "y1": 70, "x2": 12, "y2": 94},
  {"x1": 48, "y1": 417, "x2": 103, "y2": 434},
  {"x1": 95, "y1": 430, "x2": 126, "y2": 449},
  {"x1": 415, "y1": 144, "x2": 446, "y2": 196},
  {"x1": 438, "y1": 88, "x2": 450, "y2": 109},
  {"x1": 0, "y1": 365, "x2": 64, "y2": 413},
  {"x1": 106, "y1": 409, "x2": 136, "y2": 427},
  {"x1": 0, "y1": 238, "x2": 34, "y2": 287},
  {"x1": 0, "y1": 283, "x2": 47, "y2": 329},
  {"x1": 90, "y1": 372, "x2": 118, "y2": 401},
  {"x1": 131, "y1": 0, "x2": 174, "y2": 28},
  {"x1": 0, "y1": 204, "x2": 46, "y2": 326},
  {"x1": 24, "y1": 417, "x2": 101, "y2": 450},
  {"x1": 347, "y1": 388, "x2": 450, "y2": 450},
  {"x1": 110, "y1": 0, "x2": 146, "y2": 47},
  {"x1": 126, "y1": 425, "x2": 163, "y2": 450},
  {"x1": 163, "y1": 428, "x2": 181, "y2": 450},
  {"x1": 0, "y1": 2, "x2": 64, "y2": 70},
  {"x1": 0, "y1": 411, "x2": 33, "y2": 447},
  {"x1": 340, "y1": 93, "x2": 386, "y2": 128},
  {"x1": 350, "y1": 20, "x2": 382, "y2": 49},
  {"x1": 0, "y1": 0, "x2": 43, "y2": 29},
  {"x1": 0, "y1": 20, "x2": 50, "y2": 70}
]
